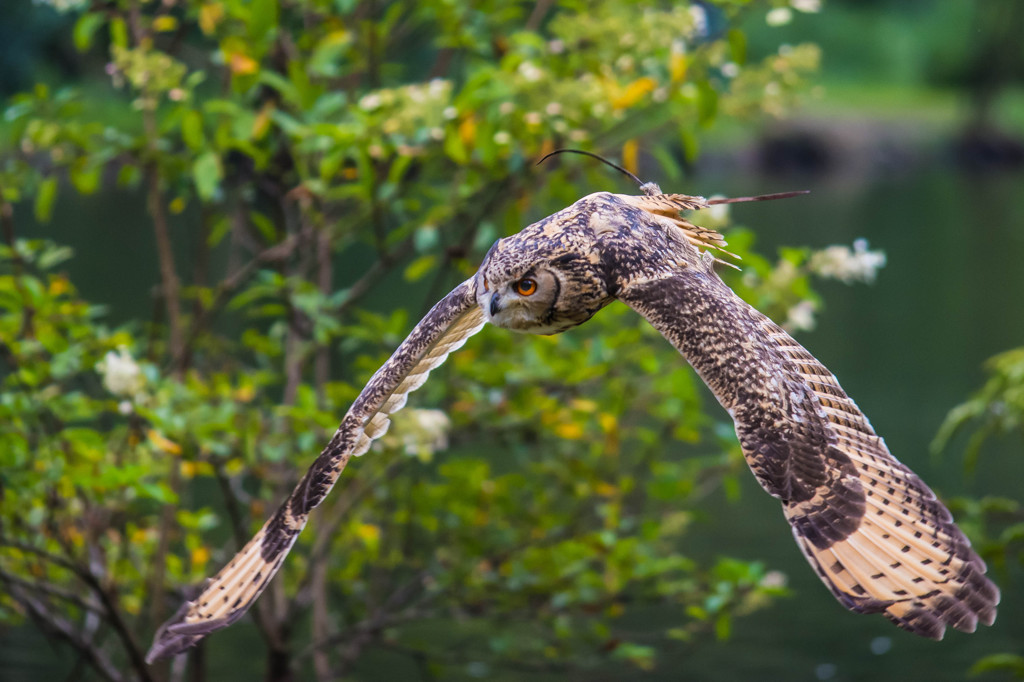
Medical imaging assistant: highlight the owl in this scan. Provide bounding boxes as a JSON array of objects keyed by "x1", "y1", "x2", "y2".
[{"x1": 147, "y1": 181, "x2": 999, "y2": 662}]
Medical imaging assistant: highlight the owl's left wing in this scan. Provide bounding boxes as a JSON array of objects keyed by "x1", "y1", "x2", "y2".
[
  {"x1": 147, "y1": 279, "x2": 484, "y2": 662},
  {"x1": 617, "y1": 265, "x2": 999, "y2": 639}
]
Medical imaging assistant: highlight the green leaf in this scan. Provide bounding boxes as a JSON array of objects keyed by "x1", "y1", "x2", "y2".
[
  {"x1": 73, "y1": 12, "x2": 105, "y2": 52},
  {"x1": 404, "y1": 254, "x2": 437, "y2": 282},
  {"x1": 138, "y1": 482, "x2": 178, "y2": 504},
  {"x1": 182, "y1": 110, "x2": 205, "y2": 151},
  {"x1": 34, "y1": 176, "x2": 58, "y2": 223},
  {"x1": 714, "y1": 612, "x2": 732, "y2": 640},
  {"x1": 109, "y1": 17, "x2": 128, "y2": 49},
  {"x1": 70, "y1": 163, "x2": 101, "y2": 195},
  {"x1": 696, "y1": 81, "x2": 718, "y2": 127},
  {"x1": 444, "y1": 130, "x2": 469, "y2": 164},
  {"x1": 968, "y1": 654, "x2": 1024, "y2": 678},
  {"x1": 727, "y1": 28, "x2": 747, "y2": 65},
  {"x1": 249, "y1": 211, "x2": 277, "y2": 242},
  {"x1": 680, "y1": 127, "x2": 700, "y2": 164},
  {"x1": 37, "y1": 244, "x2": 74, "y2": 270},
  {"x1": 192, "y1": 152, "x2": 222, "y2": 201},
  {"x1": 249, "y1": 0, "x2": 279, "y2": 41},
  {"x1": 117, "y1": 164, "x2": 141, "y2": 188}
]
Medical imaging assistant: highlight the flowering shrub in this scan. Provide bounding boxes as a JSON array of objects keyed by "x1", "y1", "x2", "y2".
[{"x1": 0, "y1": 2, "x2": 845, "y2": 680}]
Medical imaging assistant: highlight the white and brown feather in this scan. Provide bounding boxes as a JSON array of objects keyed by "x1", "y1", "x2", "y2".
[
  {"x1": 607, "y1": 193, "x2": 998, "y2": 639},
  {"x1": 146, "y1": 280, "x2": 484, "y2": 662},
  {"x1": 149, "y1": 187, "x2": 997, "y2": 661}
]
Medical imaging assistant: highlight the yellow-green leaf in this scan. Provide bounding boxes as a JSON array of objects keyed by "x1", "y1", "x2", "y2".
[
  {"x1": 34, "y1": 176, "x2": 58, "y2": 223},
  {"x1": 73, "y1": 12, "x2": 104, "y2": 52},
  {"x1": 192, "y1": 152, "x2": 222, "y2": 201}
]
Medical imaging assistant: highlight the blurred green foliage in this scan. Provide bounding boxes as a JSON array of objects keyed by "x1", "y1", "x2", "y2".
[
  {"x1": 934, "y1": 350, "x2": 1024, "y2": 680},
  {"x1": 0, "y1": 1, "x2": 862, "y2": 680}
]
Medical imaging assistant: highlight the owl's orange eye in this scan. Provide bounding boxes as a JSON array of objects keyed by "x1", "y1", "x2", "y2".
[{"x1": 514, "y1": 278, "x2": 538, "y2": 296}]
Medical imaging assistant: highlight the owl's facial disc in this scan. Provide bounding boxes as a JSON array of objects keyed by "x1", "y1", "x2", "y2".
[
  {"x1": 476, "y1": 239, "x2": 613, "y2": 335},
  {"x1": 481, "y1": 267, "x2": 564, "y2": 334}
]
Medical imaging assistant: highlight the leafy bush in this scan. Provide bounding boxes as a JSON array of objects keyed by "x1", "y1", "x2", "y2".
[{"x1": 0, "y1": 1, "x2": 834, "y2": 679}]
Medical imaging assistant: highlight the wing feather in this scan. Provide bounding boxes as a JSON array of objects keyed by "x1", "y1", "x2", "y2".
[
  {"x1": 147, "y1": 279, "x2": 484, "y2": 662},
  {"x1": 618, "y1": 267, "x2": 999, "y2": 639}
]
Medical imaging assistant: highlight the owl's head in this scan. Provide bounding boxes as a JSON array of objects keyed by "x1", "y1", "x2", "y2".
[{"x1": 475, "y1": 202, "x2": 614, "y2": 335}]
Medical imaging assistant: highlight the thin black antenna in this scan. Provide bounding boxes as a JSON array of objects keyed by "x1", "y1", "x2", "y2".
[
  {"x1": 707, "y1": 190, "x2": 810, "y2": 204},
  {"x1": 536, "y1": 148, "x2": 644, "y2": 189}
]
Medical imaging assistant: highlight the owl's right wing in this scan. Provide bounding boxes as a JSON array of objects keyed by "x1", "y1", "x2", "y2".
[
  {"x1": 618, "y1": 266, "x2": 998, "y2": 639},
  {"x1": 147, "y1": 278, "x2": 484, "y2": 662}
]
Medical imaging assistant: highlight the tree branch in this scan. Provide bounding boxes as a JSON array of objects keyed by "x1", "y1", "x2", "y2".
[{"x1": 2, "y1": 579, "x2": 124, "y2": 682}]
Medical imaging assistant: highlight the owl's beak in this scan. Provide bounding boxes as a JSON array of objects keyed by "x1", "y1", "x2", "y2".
[{"x1": 489, "y1": 294, "x2": 502, "y2": 318}]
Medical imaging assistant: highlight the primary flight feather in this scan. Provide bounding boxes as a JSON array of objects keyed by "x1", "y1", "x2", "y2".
[{"x1": 148, "y1": 185, "x2": 997, "y2": 662}]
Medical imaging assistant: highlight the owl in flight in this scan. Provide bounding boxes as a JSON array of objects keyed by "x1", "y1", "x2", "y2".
[{"x1": 147, "y1": 174, "x2": 998, "y2": 662}]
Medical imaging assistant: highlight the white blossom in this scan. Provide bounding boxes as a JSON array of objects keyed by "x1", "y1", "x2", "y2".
[
  {"x1": 809, "y1": 239, "x2": 887, "y2": 284},
  {"x1": 381, "y1": 409, "x2": 452, "y2": 460},
  {"x1": 785, "y1": 300, "x2": 818, "y2": 332},
  {"x1": 544, "y1": 102, "x2": 562, "y2": 116},
  {"x1": 97, "y1": 347, "x2": 145, "y2": 398},
  {"x1": 688, "y1": 5, "x2": 709, "y2": 37},
  {"x1": 721, "y1": 62, "x2": 740, "y2": 78},
  {"x1": 442, "y1": 106, "x2": 458, "y2": 120},
  {"x1": 760, "y1": 570, "x2": 788, "y2": 589},
  {"x1": 615, "y1": 55, "x2": 635, "y2": 71},
  {"x1": 358, "y1": 93, "x2": 382, "y2": 111},
  {"x1": 493, "y1": 131, "x2": 511, "y2": 145},
  {"x1": 517, "y1": 61, "x2": 543, "y2": 82},
  {"x1": 547, "y1": 39, "x2": 565, "y2": 55},
  {"x1": 791, "y1": 0, "x2": 821, "y2": 13},
  {"x1": 768, "y1": 259, "x2": 799, "y2": 289},
  {"x1": 427, "y1": 78, "x2": 448, "y2": 97},
  {"x1": 524, "y1": 111, "x2": 542, "y2": 126},
  {"x1": 407, "y1": 85, "x2": 427, "y2": 103},
  {"x1": 33, "y1": 0, "x2": 87, "y2": 11},
  {"x1": 766, "y1": 7, "x2": 793, "y2": 26},
  {"x1": 704, "y1": 196, "x2": 730, "y2": 225}
]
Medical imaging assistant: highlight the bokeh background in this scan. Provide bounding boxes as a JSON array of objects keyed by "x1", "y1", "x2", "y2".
[{"x1": 1, "y1": 1, "x2": 1022, "y2": 681}]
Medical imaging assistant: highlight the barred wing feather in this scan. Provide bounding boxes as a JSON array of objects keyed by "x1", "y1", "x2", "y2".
[
  {"x1": 147, "y1": 279, "x2": 484, "y2": 662},
  {"x1": 619, "y1": 268, "x2": 999, "y2": 639}
]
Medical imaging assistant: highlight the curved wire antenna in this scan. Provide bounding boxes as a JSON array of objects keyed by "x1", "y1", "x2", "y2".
[
  {"x1": 536, "y1": 148, "x2": 644, "y2": 188},
  {"x1": 707, "y1": 190, "x2": 810, "y2": 204},
  {"x1": 537, "y1": 148, "x2": 809, "y2": 204}
]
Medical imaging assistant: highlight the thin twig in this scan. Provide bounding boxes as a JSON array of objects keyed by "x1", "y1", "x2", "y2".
[
  {"x1": 3, "y1": 580, "x2": 124, "y2": 682},
  {"x1": 0, "y1": 565, "x2": 104, "y2": 615},
  {"x1": 525, "y1": 0, "x2": 556, "y2": 31}
]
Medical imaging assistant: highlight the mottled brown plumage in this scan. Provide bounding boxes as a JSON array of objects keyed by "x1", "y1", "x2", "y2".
[{"x1": 148, "y1": 188, "x2": 998, "y2": 662}]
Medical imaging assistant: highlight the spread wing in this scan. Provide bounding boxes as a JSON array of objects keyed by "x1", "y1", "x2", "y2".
[
  {"x1": 147, "y1": 279, "x2": 484, "y2": 662},
  {"x1": 618, "y1": 267, "x2": 999, "y2": 639}
]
